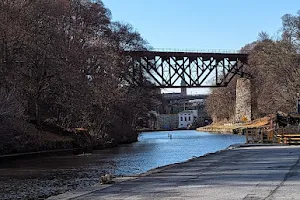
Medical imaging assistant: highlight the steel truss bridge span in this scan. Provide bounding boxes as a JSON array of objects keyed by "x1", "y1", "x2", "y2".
[{"x1": 125, "y1": 51, "x2": 248, "y2": 88}]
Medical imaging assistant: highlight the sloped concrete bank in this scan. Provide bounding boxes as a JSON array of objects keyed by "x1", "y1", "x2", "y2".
[{"x1": 48, "y1": 144, "x2": 300, "y2": 200}]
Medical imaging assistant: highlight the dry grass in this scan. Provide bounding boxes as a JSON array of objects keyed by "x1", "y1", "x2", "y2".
[{"x1": 197, "y1": 115, "x2": 275, "y2": 133}]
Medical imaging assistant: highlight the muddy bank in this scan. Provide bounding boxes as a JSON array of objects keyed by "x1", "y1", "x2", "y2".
[
  {"x1": 0, "y1": 116, "x2": 90, "y2": 156},
  {"x1": 0, "y1": 116, "x2": 138, "y2": 156}
]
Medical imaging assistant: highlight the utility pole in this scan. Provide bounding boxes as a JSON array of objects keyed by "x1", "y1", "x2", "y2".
[{"x1": 297, "y1": 93, "x2": 300, "y2": 114}]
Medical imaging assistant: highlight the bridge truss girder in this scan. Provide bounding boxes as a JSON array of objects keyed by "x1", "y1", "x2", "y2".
[{"x1": 126, "y1": 51, "x2": 248, "y2": 88}]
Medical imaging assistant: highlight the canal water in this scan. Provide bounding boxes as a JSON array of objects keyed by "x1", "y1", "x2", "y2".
[{"x1": 0, "y1": 130, "x2": 245, "y2": 199}]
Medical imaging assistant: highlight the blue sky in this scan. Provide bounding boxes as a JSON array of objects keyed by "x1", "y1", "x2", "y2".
[
  {"x1": 102, "y1": 0, "x2": 299, "y2": 50},
  {"x1": 101, "y1": 1, "x2": 299, "y2": 94}
]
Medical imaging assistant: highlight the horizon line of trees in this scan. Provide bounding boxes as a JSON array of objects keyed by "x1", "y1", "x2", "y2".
[{"x1": 206, "y1": 11, "x2": 300, "y2": 122}]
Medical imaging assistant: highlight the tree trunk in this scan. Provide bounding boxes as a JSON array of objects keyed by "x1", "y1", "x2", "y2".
[{"x1": 35, "y1": 100, "x2": 40, "y2": 126}]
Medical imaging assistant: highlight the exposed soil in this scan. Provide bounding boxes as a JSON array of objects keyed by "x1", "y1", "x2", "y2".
[{"x1": 0, "y1": 116, "x2": 94, "y2": 156}]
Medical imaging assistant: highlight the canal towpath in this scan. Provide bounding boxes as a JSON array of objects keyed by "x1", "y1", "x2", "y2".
[{"x1": 48, "y1": 144, "x2": 300, "y2": 200}]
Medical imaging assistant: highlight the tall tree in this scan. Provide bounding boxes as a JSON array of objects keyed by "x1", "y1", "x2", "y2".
[
  {"x1": 0, "y1": 0, "x2": 158, "y2": 147},
  {"x1": 206, "y1": 11, "x2": 300, "y2": 122}
]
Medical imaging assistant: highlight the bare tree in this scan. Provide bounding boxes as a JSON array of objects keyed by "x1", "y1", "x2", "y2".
[
  {"x1": 0, "y1": 0, "x2": 158, "y2": 148},
  {"x1": 206, "y1": 11, "x2": 300, "y2": 123}
]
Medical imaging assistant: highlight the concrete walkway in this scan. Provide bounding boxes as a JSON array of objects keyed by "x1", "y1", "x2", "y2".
[{"x1": 48, "y1": 145, "x2": 300, "y2": 200}]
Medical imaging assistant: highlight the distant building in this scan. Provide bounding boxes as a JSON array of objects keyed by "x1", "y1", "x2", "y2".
[{"x1": 178, "y1": 110, "x2": 198, "y2": 129}]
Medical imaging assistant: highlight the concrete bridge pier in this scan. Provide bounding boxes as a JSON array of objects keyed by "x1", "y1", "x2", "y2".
[{"x1": 235, "y1": 78, "x2": 251, "y2": 122}]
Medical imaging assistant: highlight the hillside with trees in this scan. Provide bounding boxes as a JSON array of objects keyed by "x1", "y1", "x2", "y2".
[
  {"x1": 0, "y1": 0, "x2": 159, "y2": 155},
  {"x1": 206, "y1": 11, "x2": 300, "y2": 122}
]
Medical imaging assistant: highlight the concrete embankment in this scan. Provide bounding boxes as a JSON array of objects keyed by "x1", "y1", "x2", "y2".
[{"x1": 48, "y1": 145, "x2": 300, "y2": 200}]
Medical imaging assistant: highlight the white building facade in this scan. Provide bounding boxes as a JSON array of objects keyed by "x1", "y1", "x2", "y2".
[{"x1": 178, "y1": 110, "x2": 198, "y2": 129}]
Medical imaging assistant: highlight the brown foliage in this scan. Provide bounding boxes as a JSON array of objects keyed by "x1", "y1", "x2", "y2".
[
  {"x1": 0, "y1": 0, "x2": 158, "y2": 148},
  {"x1": 206, "y1": 11, "x2": 300, "y2": 122},
  {"x1": 248, "y1": 40, "x2": 300, "y2": 116},
  {"x1": 206, "y1": 77, "x2": 237, "y2": 122}
]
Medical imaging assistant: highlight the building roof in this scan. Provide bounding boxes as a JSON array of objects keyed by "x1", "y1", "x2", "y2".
[{"x1": 178, "y1": 110, "x2": 197, "y2": 114}]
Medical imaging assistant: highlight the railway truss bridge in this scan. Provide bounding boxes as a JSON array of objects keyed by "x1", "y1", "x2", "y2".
[{"x1": 125, "y1": 50, "x2": 249, "y2": 88}]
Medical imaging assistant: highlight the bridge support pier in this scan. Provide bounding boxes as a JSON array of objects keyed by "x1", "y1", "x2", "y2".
[{"x1": 235, "y1": 78, "x2": 251, "y2": 122}]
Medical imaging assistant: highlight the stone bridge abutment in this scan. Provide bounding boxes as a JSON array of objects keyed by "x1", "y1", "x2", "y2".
[{"x1": 235, "y1": 78, "x2": 252, "y2": 122}]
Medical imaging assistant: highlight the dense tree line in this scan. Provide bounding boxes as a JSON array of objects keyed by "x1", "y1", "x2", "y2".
[
  {"x1": 0, "y1": 0, "x2": 158, "y2": 148},
  {"x1": 206, "y1": 11, "x2": 300, "y2": 122}
]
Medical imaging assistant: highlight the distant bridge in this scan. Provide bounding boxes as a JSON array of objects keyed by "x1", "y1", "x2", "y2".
[
  {"x1": 125, "y1": 50, "x2": 248, "y2": 88},
  {"x1": 162, "y1": 93, "x2": 208, "y2": 101}
]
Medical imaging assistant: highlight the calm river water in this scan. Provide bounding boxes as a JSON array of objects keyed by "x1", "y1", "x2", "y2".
[{"x1": 0, "y1": 130, "x2": 245, "y2": 199}]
